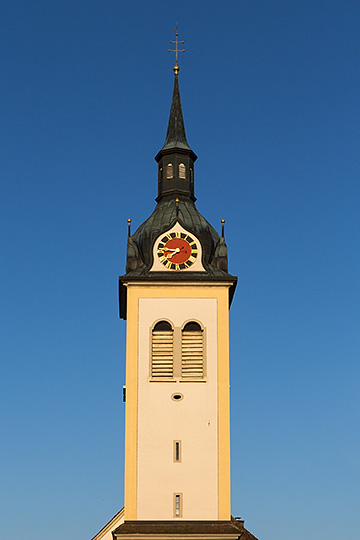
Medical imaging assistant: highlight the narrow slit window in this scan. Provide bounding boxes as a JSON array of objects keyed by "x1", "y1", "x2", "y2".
[
  {"x1": 166, "y1": 163, "x2": 173, "y2": 179},
  {"x1": 174, "y1": 493, "x2": 182, "y2": 517},
  {"x1": 151, "y1": 321, "x2": 174, "y2": 378},
  {"x1": 181, "y1": 321, "x2": 204, "y2": 378},
  {"x1": 179, "y1": 163, "x2": 186, "y2": 179},
  {"x1": 174, "y1": 440, "x2": 181, "y2": 462},
  {"x1": 175, "y1": 495, "x2": 180, "y2": 516}
]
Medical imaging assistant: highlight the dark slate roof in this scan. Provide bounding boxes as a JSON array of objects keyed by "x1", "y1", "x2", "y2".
[
  {"x1": 160, "y1": 73, "x2": 191, "y2": 153},
  {"x1": 129, "y1": 197, "x2": 221, "y2": 273},
  {"x1": 113, "y1": 518, "x2": 259, "y2": 539}
]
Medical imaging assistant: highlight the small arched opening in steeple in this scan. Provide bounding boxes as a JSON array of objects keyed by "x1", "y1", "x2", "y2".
[
  {"x1": 166, "y1": 163, "x2": 173, "y2": 179},
  {"x1": 179, "y1": 163, "x2": 186, "y2": 179}
]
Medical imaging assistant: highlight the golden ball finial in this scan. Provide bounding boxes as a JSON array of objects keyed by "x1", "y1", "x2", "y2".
[
  {"x1": 127, "y1": 218, "x2": 132, "y2": 223},
  {"x1": 221, "y1": 219, "x2": 225, "y2": 224},
  {"x1": 175, "y1": 197, "x2": 179, "y2": 203},
  {"x1": 173, "y1": 65, "x2": 180, "y2": 75}
]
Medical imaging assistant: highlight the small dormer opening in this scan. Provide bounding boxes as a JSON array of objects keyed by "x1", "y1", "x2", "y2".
[
  {"x1": 179, "y1": 163, "x2": 186, "y2": 179},
  {"x1": 166, "y1": 163, "x2": 173, "y2": 179}
]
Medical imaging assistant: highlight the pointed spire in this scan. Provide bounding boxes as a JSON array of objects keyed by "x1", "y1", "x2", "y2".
[
  {"x1": 155, "y1": 40, "x2": 197, "y2": 202},
  {"x1": 161, "y1": 72, "x2": 191, "y2": 152}
]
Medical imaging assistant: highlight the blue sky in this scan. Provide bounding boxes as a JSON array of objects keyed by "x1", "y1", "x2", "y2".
[{"x1": 1, "y1": 2, "x2": 359, "y2": 539}]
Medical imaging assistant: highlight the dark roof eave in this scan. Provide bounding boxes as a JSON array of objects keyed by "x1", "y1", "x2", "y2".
[
  {"x1": 119, "y1": 272, "x2": 237, "y2": 285},
  {"x1": 119, "y1": 274, "x2": 237, "y2": 320},
  {"x1": 155, "y1": 146, "x2": 198, "y2": 163}
]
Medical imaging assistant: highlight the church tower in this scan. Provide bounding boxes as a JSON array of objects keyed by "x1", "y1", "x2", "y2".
[
  {"x1": 119, "y1": 59, "x2": 237, "y2": 522},
  {"x1": 92, "y1": 33, "x2": 258, "y2": 540}
]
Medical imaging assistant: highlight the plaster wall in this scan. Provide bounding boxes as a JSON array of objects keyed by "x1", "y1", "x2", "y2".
[
  {"x1": 124, "y1": 284, "x2": 231, "y2": 521},
  {"x1": 137, "y1": 297, "x2": 218, "y2": 520}
]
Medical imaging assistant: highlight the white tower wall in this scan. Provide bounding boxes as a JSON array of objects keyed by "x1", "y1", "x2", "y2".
[{"x1": 137, "y1": 297, "x2": 218, "y2": 520}]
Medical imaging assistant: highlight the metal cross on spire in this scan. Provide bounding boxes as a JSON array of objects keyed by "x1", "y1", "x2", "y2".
[{"x1": 169, "y1": 24, "x2": 185, "y2": 74}]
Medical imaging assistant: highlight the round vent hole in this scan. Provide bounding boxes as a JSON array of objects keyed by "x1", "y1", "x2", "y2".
[{"x1": 171, "y1": 393, "x2": 184, "y2": 401}]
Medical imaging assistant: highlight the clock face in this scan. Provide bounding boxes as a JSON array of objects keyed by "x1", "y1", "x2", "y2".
[{"x1": 157, "y1": 232, "x2": 198, "y2": 270}]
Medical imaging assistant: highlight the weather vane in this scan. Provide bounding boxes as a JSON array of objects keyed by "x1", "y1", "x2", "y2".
[{"x1": 169, "y1": 24, "x2": 185, "y2": 74}]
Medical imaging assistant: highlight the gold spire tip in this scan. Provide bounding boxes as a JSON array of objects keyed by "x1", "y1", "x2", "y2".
[
  {"x1": 127, "y1": 218, "x2": 132, "y2": 223},
  {"x1": 221, "y1": 219, "x2": 225, "y2": 224}
]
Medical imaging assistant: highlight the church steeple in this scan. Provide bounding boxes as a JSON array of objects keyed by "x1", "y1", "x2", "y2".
[
  {"x1": 155, "y1": 69, "x2": 197, "y2": 202},
  {"x1": 121, "y1": 61, "x2": 234, "y2": 285}
]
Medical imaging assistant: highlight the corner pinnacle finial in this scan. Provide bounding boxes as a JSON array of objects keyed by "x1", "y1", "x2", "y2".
[
  {"x1": 127, "y1": 218, "x2": 132, "y2": 237},
  {"x1": 221, "y1": 218, "x2": 225, "y2": 238},
  {"x1": 169, "y1": 24, "x2": 185, "y2": 74}
]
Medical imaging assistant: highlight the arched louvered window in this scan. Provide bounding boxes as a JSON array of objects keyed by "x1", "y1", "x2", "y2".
[
  {"x1": 166, "y1": 163, "x2": 173, "y2": 179},
  {"x1": 179, "y1": 163, "x2": 186, "y2": 179},
  {"x1": 181, "y1": 322, "x2": 204, "y2": 378},
  {"x1": 151, "y1": 321, "x2": 174, "y2": 378}
]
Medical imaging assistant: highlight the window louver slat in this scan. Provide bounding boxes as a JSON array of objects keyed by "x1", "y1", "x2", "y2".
[
  {"x1": 152, "y1": 331, "x2": 174, "y2": 378},
  {"x1": 181, "y1": 331, "x2": 204, "y2": 378}
]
